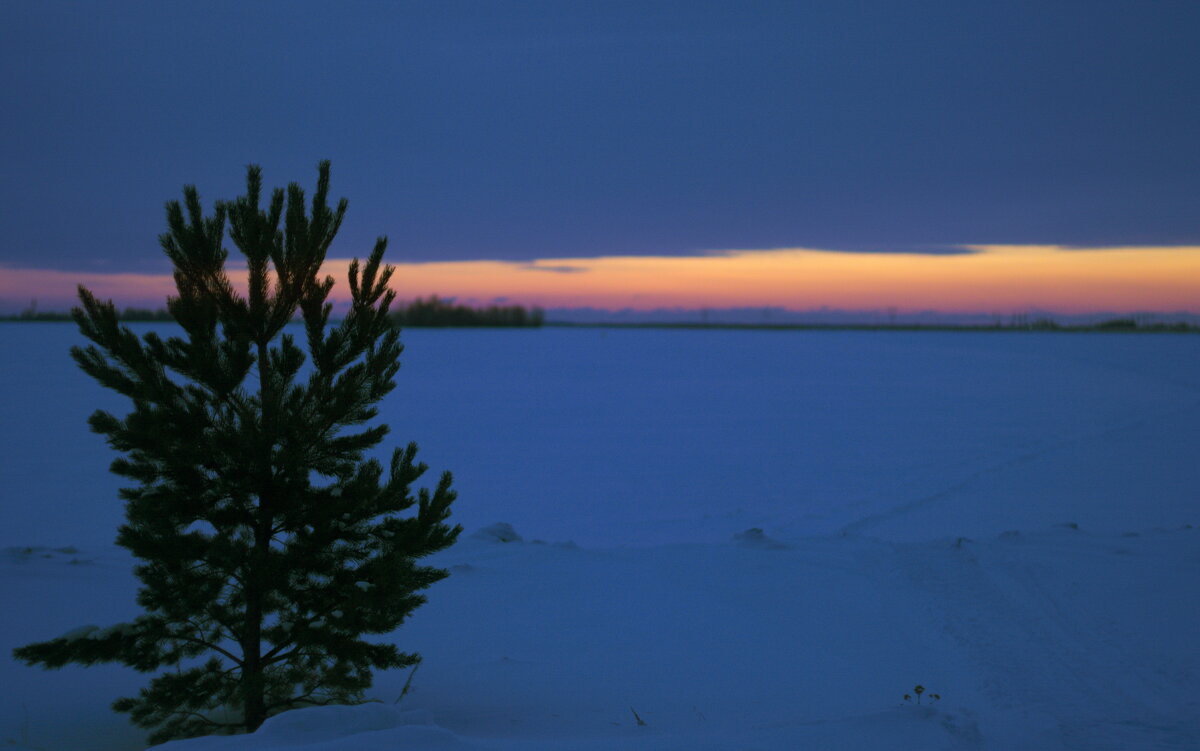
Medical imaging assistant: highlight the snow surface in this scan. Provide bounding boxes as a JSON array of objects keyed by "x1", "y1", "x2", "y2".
[{"x1": 2, "y1": 324, "x2": 1199, "y2": 750}]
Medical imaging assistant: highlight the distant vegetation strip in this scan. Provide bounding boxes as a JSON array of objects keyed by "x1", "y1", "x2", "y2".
[
  {"x1": 4, "y1": 304, "x2": 1193, "y2": 332},
  {"x1": 389, "y1": 295, "x2": 544, "y2": 327},
  {"x1": 545, "y1": 318, "x2": 1200, "y2": 333},
  {"x1": 3, "y1": 297, "x2": 546, "y2": 328},
  {"x1": 3, "y1": 306, "x2": 172, "y2": 322}
]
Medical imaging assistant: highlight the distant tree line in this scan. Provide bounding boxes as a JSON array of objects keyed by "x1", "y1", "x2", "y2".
[
  {"x1": 5, "y1": 296, "x2": 546, "y2": 327},
  {"x1": 548, "y1": 318, "x2": 1199, "y2": 333},
  {"x1": 1002, "y1": 316, "x2": 1197, "y2": 333},
  {"x1": 5, "y1": 301, "x2": 174, "y2": 322},
  {"x1": 389, "y1": 295, "x2": 544, "y2": 327},
  {"x1": 5, "y1": 299, "x2": 1194, "y2": 332}
]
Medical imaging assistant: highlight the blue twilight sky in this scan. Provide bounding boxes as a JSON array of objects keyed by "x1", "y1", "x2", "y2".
[{"x1": 2, "y1": 0, "x2": 1198, "y2": 275}]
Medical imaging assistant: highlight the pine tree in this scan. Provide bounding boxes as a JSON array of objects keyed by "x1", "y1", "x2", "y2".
[{"x1": 13, "y1": 162, "x2": 460, "y2": 744}]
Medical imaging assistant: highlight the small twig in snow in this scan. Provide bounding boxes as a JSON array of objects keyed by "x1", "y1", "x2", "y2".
[{"x1": 394, "y1": 662, "x2": 420, "y2": 703}]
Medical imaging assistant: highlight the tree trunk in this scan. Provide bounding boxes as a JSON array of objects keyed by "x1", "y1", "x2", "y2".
[
  {"x1": 241, "y1": 520, "x2": 270, "y2": 731},
  {"x1": 241, "y1": 581, "x2": 265, "y2": 731},
  {"x1": 242, "y1": 339, "x2": 272, "y2": 732}
]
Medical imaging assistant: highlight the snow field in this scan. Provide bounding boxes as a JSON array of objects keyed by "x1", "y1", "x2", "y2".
[
  {"x1": 2, "y1": 325, "x2": 1199, "y2": 749},
  {"x1": 5, "y1": 525, "x2": 1198, "y2": 750}
]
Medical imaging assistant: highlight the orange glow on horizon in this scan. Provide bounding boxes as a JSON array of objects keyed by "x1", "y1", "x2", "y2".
[
  {"x1": 368, "y1": 245, "x2": 1200, "y2": 314},
  {"x1": 3, "y1": 244, "x2": 1199, "y2": 315}
]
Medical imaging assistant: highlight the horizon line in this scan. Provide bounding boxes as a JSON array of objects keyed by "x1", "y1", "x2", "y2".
[{"x1": 3, "y1": 244, "x2": 1200, "y2": 316}]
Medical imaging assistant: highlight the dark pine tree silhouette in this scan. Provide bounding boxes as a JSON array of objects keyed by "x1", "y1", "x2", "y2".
[{"x1": 13, "y1": 162, "x2": 460, "y2": 744}]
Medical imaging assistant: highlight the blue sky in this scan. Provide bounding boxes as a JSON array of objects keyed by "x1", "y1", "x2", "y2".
[{"x1": 2, "y1": 1, "x2": 1198, "y2": 278}]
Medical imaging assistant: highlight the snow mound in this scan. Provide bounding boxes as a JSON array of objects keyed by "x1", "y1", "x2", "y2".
[
  {"x1": 529, "y1": 538, "x2": 578, "y2": 549},
  {"x1": 154, "y1": 705, "x2": 470, "y2": 750},
  {"x1": 153, "y1": 704, "x2": 982, "y2": 751},
  {"x1": 255, "y1": 704, "x2": 438, "y2": 744},
  {"x1": 732, "y1": 527, "x2": 789, "y2": 549},
  {"x1": 469, "y1": 523, "x2": 523, "y2": 543},
  {"x1": 752, "y1": 706, "x2": 982, "y2": 750}
]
